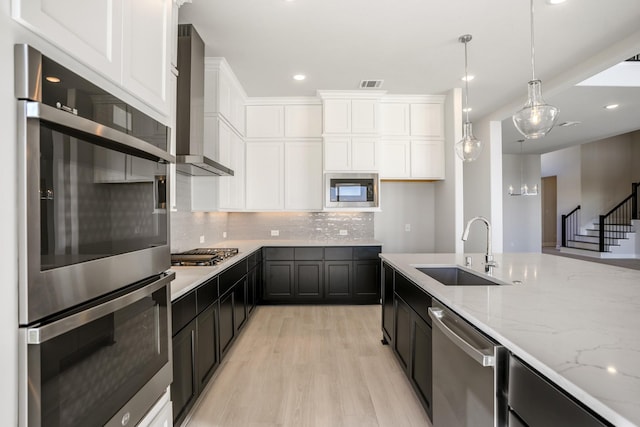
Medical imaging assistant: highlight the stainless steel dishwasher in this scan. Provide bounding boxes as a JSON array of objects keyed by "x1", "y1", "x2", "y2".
[{"x1": 428, "y1": 302, "x2": 507, "y2": 427}]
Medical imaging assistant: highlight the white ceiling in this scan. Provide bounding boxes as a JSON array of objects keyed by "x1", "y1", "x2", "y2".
[{"x1": 179, "y1": 0, "x2": 640, "y2": 155}]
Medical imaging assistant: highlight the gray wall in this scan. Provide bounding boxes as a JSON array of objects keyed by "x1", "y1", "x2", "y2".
[
  {"x1": 374, "y1": 182, "x2": 435, "y2": 253},
  {"x1": 502, "y1": 154, "x2": 542, "y2": 252}
]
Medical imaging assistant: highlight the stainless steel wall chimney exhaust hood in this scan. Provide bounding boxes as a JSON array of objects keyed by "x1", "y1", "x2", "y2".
[{"x1": 175, "y1": 24, "x2": 234, "y2": 176}]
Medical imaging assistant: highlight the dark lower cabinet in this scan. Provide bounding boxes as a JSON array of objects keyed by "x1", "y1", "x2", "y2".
[
  {"x1": 353, "y1": 260, "x2": 380, "y2": 302},
  {"x1": 394, "y1": 296, "x2": 412, "y2": 372},
  {"x1": 325, "y1": 260, "x2": 352, "y2": 298},
  {"x1": 234, "y1": 278, "x2": 247, "y2": 333},
  {"x1": 264, "y1": 261, "x2": 295, "y2": 300},
  {"x1": 219, "y1": 290, "x2": 235, "y2": 358},
  {"x1": 381, "y1": 262, "x2": 394, "y2": 345},
  {"x1": 295, "y1": 261, "x2": 323, "y2": 298},
  {"x1": 171, "y1": 319, "x2": 197, "y2": 426},
  {"x1": 411, "y1": 314, "x2": 433, "y2": 419},
  {"x1": 196, "y1": 302, "x2": 219, "y2": 393}
]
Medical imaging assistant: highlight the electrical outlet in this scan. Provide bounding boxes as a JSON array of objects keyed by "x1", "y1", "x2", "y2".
[
  {"x1": 222, "y1": 231, "x2": 227, "y2": 239},
  {"x1": 405, "y1": 224, "x2": 411, "y2": 232},
  {"x1": 270, "y1": 230, "x2": 280, "y2": 237},
  {"x1": 199, "y1": 235, "x2": 205, "y2": 243},
  {"x1": 339, "y1": 230, "x2": 348, "y2": 236}
]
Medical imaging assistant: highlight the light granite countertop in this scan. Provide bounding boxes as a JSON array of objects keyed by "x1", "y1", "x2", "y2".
[
  {"x1": 170, "y1": 239, "x2": 382, "y2": 301},
  {"x1": 380, "y1": 252, "x2": 640, "y2": 427}
]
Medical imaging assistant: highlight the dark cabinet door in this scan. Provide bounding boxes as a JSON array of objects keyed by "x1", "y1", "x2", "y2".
[
  {"x1": 353, "y1": 260, "x2": 380, "y2": 301},
  {"x1": 412, "y1": 314, "x2": 433, "y2": 420},
  {"x1": 394, "y1": 295, "x2": 411, "y2": 373},
  {"x1": 248, "y1": 266, "x2": 257, "y2": 314},
  {"x1": 264, "y1": 261, "x2": 295, "y2": 300},
  {"x1": 219, "y1": 290, "x2": 235, "y2": 358},
  {"x1": 196, "y1": 303, "x2": 219, "y2": 394},
  {"x1": 382, "y1": 263, "x2": 394, "y2": 344},
  {"x1": 295, "y1": 261, "x2": 323, "y2": 298},
  {"x1": 325, "y1": 260, "x2": 352, "y2": 298},
  {"x1": 234, "y1": 278, "x2": 247, "y2": 333},
  {"x1": 171, "y1": 318, "x2": 197, "y2": 426}
]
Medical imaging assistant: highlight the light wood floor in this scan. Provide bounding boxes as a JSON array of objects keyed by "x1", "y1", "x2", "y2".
[{"x1": 185, "y1": 305, "x2": 431, "y2": 427}]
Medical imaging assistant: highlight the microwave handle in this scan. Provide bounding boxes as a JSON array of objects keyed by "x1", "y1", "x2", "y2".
[
  {"x1": 25, "y1": 272, "x2": 174, "y2": 344},
  {"x1": 22, "y1": 101, "x2": 175, "y2": 164}
]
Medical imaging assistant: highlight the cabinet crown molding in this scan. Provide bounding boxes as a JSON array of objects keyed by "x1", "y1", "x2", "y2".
[
  {"x1": 317, "y1": 90, "x2": 387, "y2": 100},
  {"x1": 205, "y1": 57, "x2": 248, "y2": 100},
  {"x1": 245, "y1": 97, "x2": 322, "y2": 106}
]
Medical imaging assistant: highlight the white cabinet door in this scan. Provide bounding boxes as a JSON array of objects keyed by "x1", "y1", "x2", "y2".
[
  {"x1": 231, "y1": 89, "x2": 246, "y2": 136},
  {"x1": 351, "y1": 138, "x2": 379, "y2": 171},
  {"x1": 218, "y1": 72, "x2": 233, "y2": 122},
  {"x1": 324, "y1": 137, "x2": 351, "y2": 171},
  {"x1": 245, "y1": 142, "x2": 284, "y2": 210},
  {"x1": 246, "y1": 106, "x2": 284, "y2": 138},
  {"x1": 351, "y1": 99, "x2": 378, "y2": 134},
  {"x1": 122, "y1": 0, "x2": 172, "y2": 116},
  {"x1": 285, "y1": 142, "x2": 322, "y2": 210},
  {"x1": 411, "y1": 140, "x2": 445, "y2": 179},
  {"x1": 323, "y1": 99, "x2": 351, "y2": 134},
  {"x1": 380, "y1": 140, "x2": 410, "y2": 178},
  {"x1": 410, "y1": 103, "x2": 444, "y2": 138},
  {"x1": 284, "y1": 105, "x2": 322, "y2": 138},
  {"x1": 12, "y1": 0, "x2": 123, "y2": 82},
  {"x1": 380, "y1": 103, "x2": 410, "y2": 135}
]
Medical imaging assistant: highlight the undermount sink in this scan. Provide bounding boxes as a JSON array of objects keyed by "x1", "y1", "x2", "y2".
[{"x1": 417, "y1": 267, "x2": 501, "y2": 286}]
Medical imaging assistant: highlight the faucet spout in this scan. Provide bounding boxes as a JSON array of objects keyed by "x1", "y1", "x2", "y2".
[{"x1": 462, "y1": 216, "x2": 495, "y2": 269}]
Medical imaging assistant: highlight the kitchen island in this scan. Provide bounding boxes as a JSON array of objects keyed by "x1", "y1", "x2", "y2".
[{"x1": 381, "y1": 252, "x2": 640, "y2": 427}]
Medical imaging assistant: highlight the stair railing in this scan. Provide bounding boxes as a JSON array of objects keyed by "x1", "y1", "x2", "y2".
[
  {"x1": 633, "y1": 182, "x2": 639, "y2": 220},
  {"x1": 599, "y1": 191, "x2": 635, "y2": 252},
  {"x1": 561, "y1": 205, "x2": 581, "y2": 248}
]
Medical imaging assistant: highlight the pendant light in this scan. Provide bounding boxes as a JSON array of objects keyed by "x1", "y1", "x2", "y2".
[
  {"x1": 508, "y1": 140, "x2": 538, "y2": 196},
  {"x1": 512, "y1": 0, "x2": 559, "y2": 139},
  {"x1": 455, "y1": 34, "x2": 482, "y2": 162}
]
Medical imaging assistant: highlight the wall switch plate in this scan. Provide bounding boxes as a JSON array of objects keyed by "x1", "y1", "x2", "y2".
[
  {"x1": 199, "y1": 235, "x2": 205, "y2": 243},
  {"x1": 271, "y1": 230, "x2": 280, "y2": 237},
  {"x1": 222, "y1": 231, "x2": 227, "y2": 239},
  {"x1": 405, "y1": 224, "x2": 411, "y2": 232},
  {"x1": 339, "y1": 230, "x2": 348, "y2": 236}
]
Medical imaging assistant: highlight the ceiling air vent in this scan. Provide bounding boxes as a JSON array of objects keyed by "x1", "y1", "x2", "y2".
[{"x1": 359, "y1": 80, "x2": 384, "y2": 89}]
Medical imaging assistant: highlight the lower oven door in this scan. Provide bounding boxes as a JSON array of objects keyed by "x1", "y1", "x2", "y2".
[{"x1": 19, "y1": 272, "x2": 174, "y2": 427}]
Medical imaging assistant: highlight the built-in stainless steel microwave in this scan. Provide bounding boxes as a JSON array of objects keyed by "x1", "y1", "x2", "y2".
[{"x1": 325, "y1": 173, "x2": 379, "y2": 208}]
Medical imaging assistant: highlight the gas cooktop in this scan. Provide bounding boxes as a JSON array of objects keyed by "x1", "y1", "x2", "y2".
[{"x1": 171, "y1": 248, "x2": 239, "y2": 266}]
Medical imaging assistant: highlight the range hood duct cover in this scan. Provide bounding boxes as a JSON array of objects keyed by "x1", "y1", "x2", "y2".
[{"x1": 175, "y1": 24, "x2": 234, "y2": 176}]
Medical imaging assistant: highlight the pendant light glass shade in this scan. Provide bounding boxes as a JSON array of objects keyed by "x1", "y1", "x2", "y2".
[
  {"x1": 512, "y1": 0, "x2": 559, "y2": 139},
  {"x1": 456, "y1": 34, "x2": 482, "y2": 162},
  {"x1": 455, "y1": 122, "x2": 482, "y2": 162}
]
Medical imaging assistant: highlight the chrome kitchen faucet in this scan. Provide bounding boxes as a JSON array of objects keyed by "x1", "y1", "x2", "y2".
[{"x1": 462, "y1": 216, "x2": 497, "y2": 273}]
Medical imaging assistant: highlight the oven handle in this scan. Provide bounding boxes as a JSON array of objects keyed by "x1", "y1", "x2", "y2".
[
  {"x1": 22, "y1": 100, "x2": 175, "y2": 164},
  {"x1": 26, "y1": 272, "x2": 175, "y2": 344}
]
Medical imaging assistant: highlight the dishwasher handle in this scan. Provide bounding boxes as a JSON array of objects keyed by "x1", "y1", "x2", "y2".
[{"x1": 428, "y1": 306, "x2": 495, "y2": 367}]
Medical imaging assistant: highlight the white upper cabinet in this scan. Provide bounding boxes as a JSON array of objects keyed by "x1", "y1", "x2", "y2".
[
  {"x1": 351, "y1": 100, "x2": 378, "y2": 134},
  {"x1": 284, "y1": 105, "x2": 322, "y2": 138},
  {"x1": 323, "y1": 98, "x2": 379, "y2": 134},
  {"x1": 284, "y1": 141, "x2": 323, "y2": 210},
  {"x1": 13, "y1": 0, "x2": 176, "y2": 118},
  {"x1": 245, "y1": 142, "x2": 284, "y2": 210},
  {"x1": 380, "y1": 103, "x2": 410, "y2": 135},
  {"x1": 204, "y1": 59, "x2": 246, "y2": 135},
  {"x1": 12, "y1": 0, "x2": 123, "y2": 82},
  {"x1": 410, "y1": 103, "x2": 444, "y2": 138},
  {"x1": 411, "y1": 140, "x2": 444, "y2": 179},
  {"x1": 351, "y1": 137, "x2": 379, "y2": 171},
  {"x1": 246, "y1": 105, "x2": 284, "y2": 138},
  {"x1": 324, "y1": 137, "x2": 352, "y2": 171},
  {"x1": 323, "y1": 99, "x2": 351, "y2": 134},
  {"x1": 380, "y1": 140, "x2": 410, "y2": 178}
]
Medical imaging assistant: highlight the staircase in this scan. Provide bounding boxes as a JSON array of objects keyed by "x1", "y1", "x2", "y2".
[{"x1": 561, "y1": 183, "x2": 640, "y2": 259}]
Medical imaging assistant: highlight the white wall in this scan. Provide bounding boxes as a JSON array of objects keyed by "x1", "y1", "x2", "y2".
[
  {"x1": 434, "y1": 88, "x2": 463, "y2": 253},
  {"x1": 541, "y1": 145, "x2": 581, "y2": 246},
  {"x1": 374, "y1": 182, "x2": 435, "y2": 253},
  {"x1": 502, "y1": 154, "x2": 542, "y2": 252}
]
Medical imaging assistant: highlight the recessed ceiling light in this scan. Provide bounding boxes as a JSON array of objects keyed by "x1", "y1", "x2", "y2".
[
  {"x1": 547, "y1": 0, "x2": 566, "y2": 4},
  {"x1": 293, "y1": 74, "x2": 306, "y2": 81},
  {"x1": 45, "y1": 76, "x2": 61, "y2": 83},
  {"x1": 461, "y1": 75, "x2": 475, "y2": 82},
  {"x1": 604, "y1": 104, "x2": 619, "y2": 110}
]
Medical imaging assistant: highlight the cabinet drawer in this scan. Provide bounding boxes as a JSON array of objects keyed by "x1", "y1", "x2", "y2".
[
  {"x1": 220, "y1": 259, "x2": 248, "y2": 295},
  {"x1": 324, "y1": 247, "x2": 353, "y2": 260},
  {"x1": 509, "y1": 356, "x2": 609, "y2": 427},
  {"x1": 172, "y1": 292, "x2": 197, "y2": 336},
  {"x1": 264, "y1": 247, "x2": 294, "y2": 260},
  {"x1": 353, "y1": 246, "x2": 381, "y2": 260},
  {"x1": 394, "y1": 273, "x2": 431, "y2": 325},
  {"x1": 295, "y1": 247, "x2": 324, "y2": 260},
  {"x1": 196, "y1": 277, "x2": 218, "y2": 314}
]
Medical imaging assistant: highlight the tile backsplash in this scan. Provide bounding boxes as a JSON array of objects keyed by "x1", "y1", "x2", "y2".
[{"x1": 170, "y1": 211, "x2": 374, "y2": 251}]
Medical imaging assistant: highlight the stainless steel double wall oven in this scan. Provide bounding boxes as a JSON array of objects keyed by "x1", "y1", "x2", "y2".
[{"x1": 16, "y1": 44, "x2": 175, "y2": 427}]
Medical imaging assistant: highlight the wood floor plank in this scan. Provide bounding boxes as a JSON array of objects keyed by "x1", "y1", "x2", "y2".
[{"x1": 185, "y1": 305, "x2": 431, "y2": 427}]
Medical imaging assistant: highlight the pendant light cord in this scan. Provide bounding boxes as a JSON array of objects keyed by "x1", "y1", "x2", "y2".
[
  {"x1": 530, "y1": 0, "x2": 536, "y2": 81},
  {"x1": 464, "y1": 39, "x2": 470, "y2": 123}
]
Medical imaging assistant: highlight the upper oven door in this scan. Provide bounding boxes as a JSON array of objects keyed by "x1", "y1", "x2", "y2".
[{"x1": 18, "y1": 101, "x2": 175, "y2": 325}]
